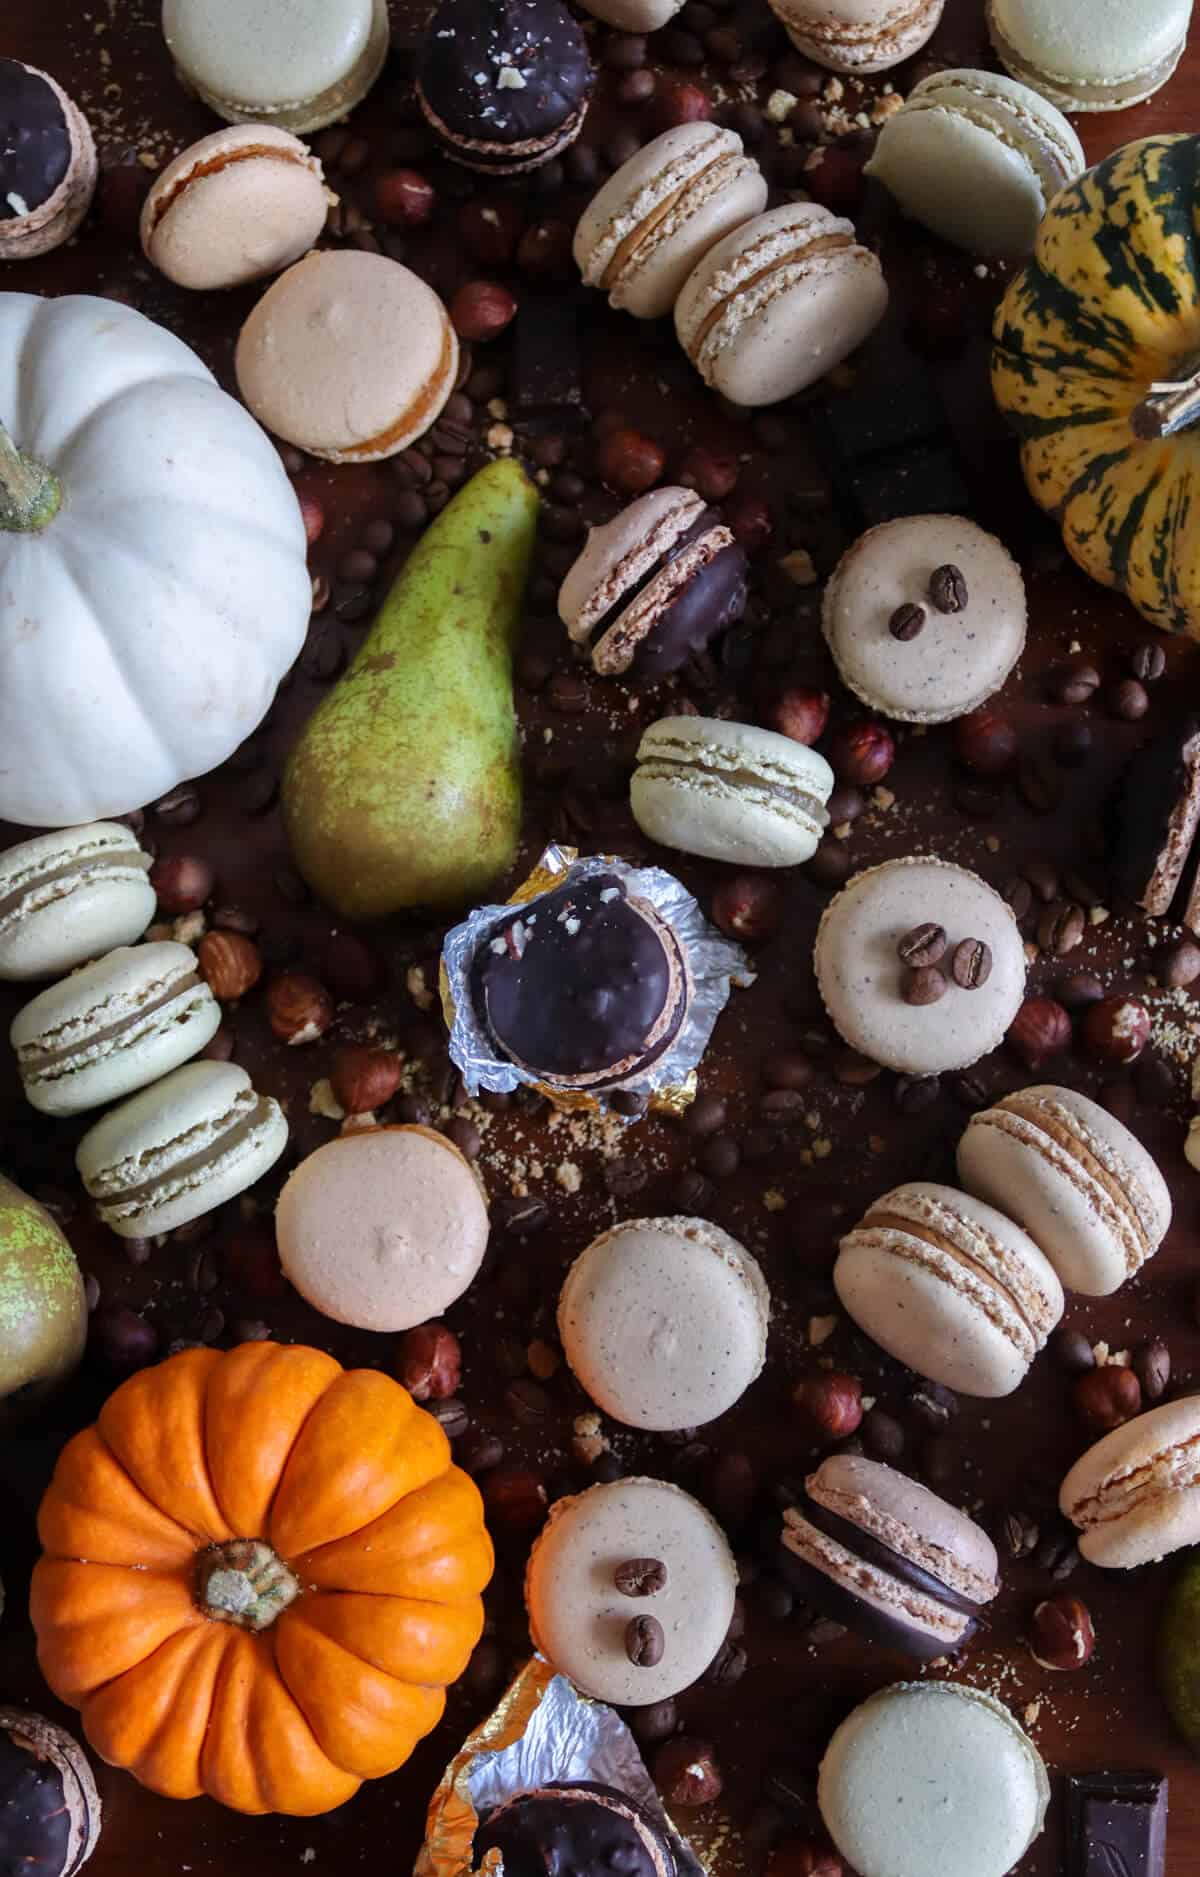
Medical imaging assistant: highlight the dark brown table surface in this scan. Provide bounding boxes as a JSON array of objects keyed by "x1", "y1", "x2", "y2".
[{"x1": 3, "y1": 1, "x2": 1200, "y2": 1874}]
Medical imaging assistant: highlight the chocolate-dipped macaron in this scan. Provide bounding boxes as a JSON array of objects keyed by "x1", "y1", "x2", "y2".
[
  {"x1": 0, "y1": 1707, "x2": 101, "y2": 1877},
  {"x1": 417, "y1": 0, "x2": 593, "y2": 175},
  {"x1": 1110, "y1": 715, "x2": 1200, "y2": 920},
  {"x1": 471, "y1": 871, "x2": 691, "y2": 1092},
  {"x1": 474, "y1": 1783, "x2": 676, "y2": 1877},
  {"x1": 0, "y1": 59, "x2": 97, "y2": 260},
  {"x1": 559, "y1": 487, "x2": 748, "y2": 679}
]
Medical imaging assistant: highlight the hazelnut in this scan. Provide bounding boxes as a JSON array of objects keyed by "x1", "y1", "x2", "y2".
[
  {"x1": 954, "y1": 705, "x2": 1017, "y2": 777},
  {"x1": 1006, "y1": 997, "x2": 1071, "y2": 1070},
  {"x1": 1133, "y1": 1337, "x2": 1170, "y2": 1402},
  {"x1": 330, "y1": 1044, "x2": 403, "y2": 1115},
  {"x1": 724, "y1": 492, "x2": 772, "y2": 551},
  {"x1": 265, "y1": 972, "x2": 334, "y2": 1045},
  {"x1": 460, "y1": 197, "x2": 525, "y2": 264},
  {"x1": 711, "y1": 873, "x2": 783, "y2": 941},
  {"x1": 801, "y1": 136, "x2": 869, "y2": 217},
  {"x1": 150, "y1": 853, "x2": 214, "y2": 914},
  {"x1": 396, "y1": 1322, "x2": 462, "y2": 1401},
  {"x1": 1029, "y1": 1593, "x2": 1095, "y2": 1671},
  {"x1": 766, "y1": 686, "x2": 830, "y2": 746},
  {"x1": 516, "y1": 218, "x2": 574, "y2": 279},
  {"x1": 655, "y1": 79, "x2": 712, "y2": 129},
  {"x1": 793, "y1": 1371, "x2": 862, "y2": 1439},
  {"x1": 481, "y1": 1466, "x2": 549, "y2": 1530},
  {"x1": 1050, "y1": 659, "x2": 1100, "y2": 705},
  {"x1": 827, "y1": 720, "x2": 895, "y2": 786},
  {"x1": 1082, "y1": 994, "x2": 1150, "y2": 1064},
  {"x1": 1075, "y1": 1364, "x2": 1141, "y2": 1430},
  {"x1": 767, "y1": 1845, "x2": 844, "y2": 1877},
  {"x1": 678, "y1": 444, "x2": 738, "y2": 503},
  {"x1": 653, "y1": 1736, "x2": 723, "y2": 1807},
  {"x1": 597, "y1": 428, "x2": 665, "y2": 496},
  {"x1": 322, "y1": 931, "x2": 383, "y2": 1001},
  {"x1": 298, "y1": 490, "x2": 325, "y2": 546},
  {"x1": 374, "y1": 168, "x2": 435, "y2": 227},
  {"x1": 90, "y1": 1303, "x2": 160, "y2": 1371},
  {"x1": 1161, "y1": 939, "x2": 1200, "y2": 989},
  {"x1": 449, "y1": 280, "x2": 517, "y2": 344},
  {"x1": 197, "y1": 930, "x2": 263, "y2": 1002}
]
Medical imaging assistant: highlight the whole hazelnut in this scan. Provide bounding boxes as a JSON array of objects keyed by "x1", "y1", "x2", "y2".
[
  {"x1": 597, "y1": 428, "x2": 665, "y2": 496},
  {"x1": 653, "y1": 1737, "x2": 723, "y2": 1807},
  {"x1": 827, "y1": 720, "x2": 895, "y2": 786},
  {"x1": 1082, "y1": 994, "x2": 1150, "y2": 1064},
  {"x1": 766, "y1": 686, "x2": 830, "y2": 746},
  {"x1": 1029, "y1": 1593, "x2": 1095, "y2": 1671},
  {"x1": 1075, "y1": 1364, "x2": 1141, "y2": 1430},
  {"x1": 954, "y1": 705, "x2": 1017, "y2": 777},
  {"x1": 90, "y1": 1303, "x2": 159, "y2": 1371},
  {"x1": 516, "y1": 218, "x2": 574, "y2": 279},
  {"x1": 397, "y1": 1322, "x2": 462, "y2": 1401},
  {"x1": 374, "y1": 168, "x2": 435, "y2": 227},
  {"x1": 150, "y1": 853, "x2": 214, "y2": 913},
  {"x1": 298, "y1": 490, "x2": 325, "y2": 546},
  {"x1": 1006, "y1": 997, "x2": 1071, "y2": 1070},
  {"x1": 793, "y1": 1371, "x2": 862, "y2": 1439},
  {"x1": 655, "y1": 79, "x2": 712, "y2": 130},
  {"x1": 460, "y1": 197, "x2": 525, "y2": 265},
  {"x1": 678, "y1": 444, "x2": 738, "y2": 503},
  {"x1": 711, "y1": 873, "x2": 783, "y2": 941},
  {"x1": 725, "y1": 492, "x2": 772, "y2": 551},
  {"x1": 197, "y1": 930, "x2": 263, "y2": 1001},
  {"x1": 330, "y1": 1044, "x2": 403, "y2": 1114},
  {"x1": 265, "y1": 972, "x2": 334, "y2": 1044},
  {"x1": 767, "y1": 1844, "x2": 844, "y2": 1877},
  {"x1": 801, "y1": 134, "x2": 872, "y2": 216},
  {"x1": 1162, "y1": 939, "x2": 1200, "y2": 989},
  {"x1": 322, "y1": 931, "x2": 383, "y2": 1001},
  {"x1": 481, "y1": 1466, "x2": 549, "y2": 1530},
  {"x1": 449, "y1": 280, "x2": 517, "y2": 344}
]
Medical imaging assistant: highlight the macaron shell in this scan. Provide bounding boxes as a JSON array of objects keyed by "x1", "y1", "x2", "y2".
[
  {"x1": 779, "y1": 1511, "x2": 974, "y2": 1656},
  {"x1": 574, "y1": 0, "x2": 683, "y2": 25},
  {"x1": 141, "y1": 126, "x2": 330, "y2": 290},
  {"x1": 525, "y1": 1476, "x2": 737, "y2": 1704},
  {"x1": 558, "y1": 1216, "x2": 769, "y2": 1430},
  {"x1": 1060, "y1": 1397, "x2": 1200, "y2": 1568},
  {"x1": 235, "y1": 250, "x2": 458, "y2": 460},
  {"x1": 0, "y1": 825, "x2": 155, "y2": 983},
  {"x1": 821, "y1": 515, "x2": 1027, "y2": 723},
  {"x1": 559, "y1": 488, "x2": 705, "y2": 641},
  {"x1": 632, "y1": 715, "x2": 833, "y2": 866},
  {"x1": 276, "y1": 1125, "x2": 489, "y2": 1331},
  {"x1": 162, "y1": 0, "x2": 388, "y2": 130},
  {"x1": 775, "y1": 0, "x2": 945, "y2": 72},
  {"x1": 810, "y1": 1453, "x2": 1001, "y2": 1598},
  {"x1": 986, "y1": 0, "x2": 1190, "y2": 108},
  {"x1": 818, "y1": 1682, "x2": 1049, "y2": 1877}
]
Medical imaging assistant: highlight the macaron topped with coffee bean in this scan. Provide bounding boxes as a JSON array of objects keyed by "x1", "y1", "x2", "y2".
[
  {"x1": 417, "y1": 0, "x2": 593, "y2": 174},
  {"x1": 822, "y1": 516, "x2": 1028, "y2": 724}
]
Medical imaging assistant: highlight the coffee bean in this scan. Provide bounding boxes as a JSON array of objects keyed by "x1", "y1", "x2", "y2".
[
  {"x1": 1050, "y1": 659, "x2": 1100, "y2": 704},
  {"x1": 606, "y1": 1156, "x2": 649, "y2": 1198},
  {"x1": 948, "y1": 1071, "x2": 990, "y2": 1111},
  {"x1": 1004, "y1": 877, "x2": 1034, "y2": 921},
  {"x1": 762, "y1": 1051, "x2": 813, "y2": 1091},
  {"x1": 1001, "y1": 1510, "x2": 1040, "y2": 1559},
  {"x1": 897, "y1": 922, "x2": 946, "y2": 968},
  {"x1": 1063, "y1": 870, "x2": 1102, "y2": 909},
  {"x1": 895, "y1": 1074, "x2": 940, "y2": 1113},
  {"x1": 1050, "y1": 1326, "x2": 1095, "y2": 1374},
  {"x1": 1130, "y1": 641, "x2": 1166, "y2": 682},
  {"x1": 1053, "y1": 720, "x2": 1093, "y2": 767},
  {"x1": 909, "y1": 1380, "x2": 958, "y2": 1427},
  {"x1": 1057, "y1": 970, "x2": 1104, "y2": 1008},
  {"x1": 548, "y1": 672, "x2": 589, "y2": 713},
  {"x1": 611, "y1": 1090, "x2": 649, "y2": 1117},
  {"x1": 1109, "y1": 677, "x2": 1149, "y2": 721},
  {"x1": 629, "y1": 1699, "x2": 677, "y2": 1745},
  {"x1": 445, "y1": 1116, "x2": 481, "y2": 1159},
  {"x1": 1136, "y1": 1053, "x2": 1176, "y2": 1106},
  {"x1": 903, "y1": 965, "x2": 946, "y2": 1006},
  {"x1": 615, "y1": 1557, "x2": 668, "y2": 1596},
  {"x1": 505, "y1": 1379, "x2": 553, "y2": 1425},
  {"x1": 755, "y1": 1577, "x2": 795, "y2": 1621},
  {"x1": 833, "y1": 1049, "x2": 881, "y2": 1086},
  {"x1": 1133, "y1": 1337, "x2": 1170, "y2": 1401},
  {"x1": 701, "y1": 1134, "x2": 740, "y2": 1178},
  {"x1": 1038, "y1": 901, "x2": 1085, "y2": 956},
  {"x1": 457, "y1": 1430, "x2": 505, "y2": 1475},
  {"x1": 704, "y1": 1638, "x2": 747, "y2": 1685},
  {"x1": 673, "y1": 1168, "x2": 713, "y2": 1211},
  {"x1": 683, "y1": 1091, "x2": 727, "y2": 1136},
  {"x1": 861, "y1": 1407, "x2": 905, "y2": 1461},
  {"x1": 826, "y1": 784, "x2": 864, "y2": 826},
  {"x1": 759, "y1": 1089, "x2": 807, "y2": 1120},
  {"x1": 805, "y1": 835, "x2": 851, "y2": 888},
  {"x1": 430, "y1": 1397, "x2": 470, "y2": 1439},
  {"x1": 1018, "y1": 757, "x2": 1062, "y2": 814},
  {"x1": 928, "y1": 563, "x2": 967, "y2": 612},
  {"x1": 889, "y1": 601, "x2": 926, "y2": 641},
  {"x1": 626, "y1": 1614, "x2": 665, "y2": 1667},
  {"x1": 494, "y1": 1194, "x2": 549, "y2": 1236},
  {"x1": 154, "y1": 784, "x2": 203, "y2": 825}
]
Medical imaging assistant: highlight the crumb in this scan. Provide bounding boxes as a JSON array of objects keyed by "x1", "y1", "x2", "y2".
[
  {"x1": 555, "y1": 1160, "x2": 582, "y2": 1194},
  {"x1": 809, "y1": 1315, "x2": 838, "y2": 1346},
  {"x1": 778, "y1": 548, "x2": 817, "y2": 586},
  {"x1": 309, "y1": 1078, "x2": 345, "y2": 1121},
  {"x1": 766, "y1": 88, "x2": 798, "y2": 122},
  {"x1": 406, "y1": 964, "x2": 435, "y2": 1011},
  {"x1": 763, "y1": 1188, "x2": 787, "y2": 1211}
]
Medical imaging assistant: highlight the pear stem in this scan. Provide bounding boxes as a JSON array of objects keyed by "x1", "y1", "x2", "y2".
[{"x1": 0, "y1": 418, "x2": 61, "y2": 533}]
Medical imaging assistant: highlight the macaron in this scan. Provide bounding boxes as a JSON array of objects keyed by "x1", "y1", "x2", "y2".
[
  {"x1": 574, "y1": 124, "x2": 767, "y2": 321},
  {"x1": 957, "y1": 1085, "x2": 1172, "y2": 1296},
  {"x1": 778, "y1": 1454, "x2": 1001, "y2": 1660},
  {"x1": 0, "y1": 824, "x2": 155, "y2": 984},
  {"x1": 525, "y1": 1477, "x2": 738, "y2": 1705},
  {"x1": 818, "y1": 1682, "x2": 1050, "y2": 1877},
  {"x1": 475, "y1": 1786, "x2": 676, "y2": 1877},
  {"x1": 76, "y1": 1061, "x2": 287, "y2": 1239},
  {"x1": 986, "y1": 0, "x2": 1191, "y2": 111},
  {"x1": 417, "y1": 0, "x2": 594, "y2": 175},
  {"x1": 766, "y1": 0, "x2": 945, "y2": 71},
  {"x1": 275, "y1": 1125, "x2": 489, "y2": 1331},
  {"x1": 813, "y1": 858, "x2": 1026, "y2": 1076},
  {"x1": 834, "y1": 1182, "x2": 1064, "y2": 1397},
  {"x1": 631, "y1": 716, "x2": 834, "y2": 866},
  {"x1": 0, "y1": 59, "x2": 97, "y2": 261},
  {"x1": 1110, "y1": 717, "x2": 1200, "y2": 919},
  {"x1": 161, "y1": 0, "x2": 389, "y2": 133},
  {"x1": 11, "y1": 942, "x2": 222, "y2": 1117},
  {"x1": 821, "y1": 515, "x2": 1028, "y2": 723},
  {"x1": 864, "y1": 71, "x2": 1085, "y2": 260},
  {"x1": 235, "y1": 251, "x2": 458, "y2": 462},
  {"x1": 140, "y1": 126, "x2": 331, "y2": 290},
  {"x1": 469, "y1": 870, "x2": 692, "y2": 1093},
  {"x1": 0, "y1": 1708, "x2": 101, "y2": 1877},
  {"x1": 574, "y1": 0, "x2": 684, "y2": 25},
  {"x1": 559, "y1": 488, "x2": 748, "y2": 680},
  {"x1": 1061, "y1": 1398, "x2": 1200, "y2": 1568},
  {"x1": 557, "y1": 1216, "x2": 770, "y2": 1431},
  {"x1": 674, "y1": 202, "x2": 888, "y2": 408}
]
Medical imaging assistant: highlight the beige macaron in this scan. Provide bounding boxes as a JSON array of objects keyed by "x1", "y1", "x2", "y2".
[
  {"x1": 1060, "y1": 1398, "x2": 1200, "y2": 1568},
  {"x1": 141, "y1": 125, "x2": 331, "y2": 290},
  {"x1": 574, "y1": 124, "x2": 767, "y2": 320},
  {"x1": 235, "y1": 249, "x2": 458, "y2": 462}
]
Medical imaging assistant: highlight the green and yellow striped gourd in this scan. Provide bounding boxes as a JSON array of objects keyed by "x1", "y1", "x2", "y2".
[{"x1": 993, "y1": 134, "x2": 1200, "y2": 638}]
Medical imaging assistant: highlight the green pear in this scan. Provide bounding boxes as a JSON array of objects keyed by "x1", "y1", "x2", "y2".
[
  {"x1": 1160, "y1": 1553, "x2": 1200, "y2": 1751},
  {"x1": 282, "y1": 456, "x2": 539, "y2": 920},
  {"x1": 0, "y1": 1173, "x2": 87, "y2": 1430}
]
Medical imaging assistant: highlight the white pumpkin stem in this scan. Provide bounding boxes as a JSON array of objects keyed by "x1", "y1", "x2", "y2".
[
  {"x1": 1132, "y1": 368, "x2": 1200, "y2": 441},
  {"x1": 0, "y1": 419, "x2": 61, "y2": 533},
  {"x1": 195, "y1": 1539, "x2": 302, "y2": 1630}
]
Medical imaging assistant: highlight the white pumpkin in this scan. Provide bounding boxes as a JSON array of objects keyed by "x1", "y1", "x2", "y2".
[{"x1": 0, "y1": 293, "x2": 310, "y2": 827}]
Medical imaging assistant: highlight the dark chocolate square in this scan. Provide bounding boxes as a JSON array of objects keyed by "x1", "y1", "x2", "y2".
[{"x1": 1065, "y1": 1772, "x2": 1167, "y2": 1877}]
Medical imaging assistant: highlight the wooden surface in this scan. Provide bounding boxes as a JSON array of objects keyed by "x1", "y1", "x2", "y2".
[{"x1": 3, "y1": 2, "x2": 1200, "y2": 1874}]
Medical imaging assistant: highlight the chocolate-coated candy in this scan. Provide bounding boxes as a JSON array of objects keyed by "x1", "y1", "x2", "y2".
[
  {"x1": 0, "y1": 1707, "x2": 100, "y2": 1877},
  {"x1": 475, "y1": 1782, "x2": 676, "y2": 1877},
  {"x1": 0, "y1": 58, "x2": 69, "y2": 219},
  {"x1": 417, "y1": 0, "x2": 592, "y2": 169}
]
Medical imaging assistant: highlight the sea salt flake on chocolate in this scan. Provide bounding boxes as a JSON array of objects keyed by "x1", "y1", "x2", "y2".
[{"x1": 498, "y1": 66, "x2": 527, "y2": 87}]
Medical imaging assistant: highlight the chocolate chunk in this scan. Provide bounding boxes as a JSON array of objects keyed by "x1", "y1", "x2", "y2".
[
  {"x1": 0, "y1": 60, "x2": 70, "y2": 221},
  {"x1": 417, "y1": 0, "x2": 593, "y2": 168},
  {"x1": 475, "y1": 1782, "x2": 676, "y2": 1877},
  {"x1": 510, "y1": 293, "x2": 589, "y2": 432},
  {"x1": 1111, "y1": 717, "x2": 1200, "y2": 917},
  {"x1": 1065, "y1": 1772, "x2": 1166, "y2": 1877}
]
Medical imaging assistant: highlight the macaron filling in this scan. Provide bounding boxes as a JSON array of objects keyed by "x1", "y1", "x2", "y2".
[
  {"x1": 687, "y1": 229, "x2": 856, "y2": 363},
  {"x1": 594, "y1": 144, "x2": 750, "y2": 295},
  {"x1": 587, "y1": 512, "x2": 747, "y2": 678},
  {"x1": 0, "y1": 58, "x2": 70, "y2": 217},
  {"x1": 633, "y1": 736, "x2": 830, "y2": 831},
  {"x1": 786, "y1": 0, "x2": 938, "y2": 51},
  {"x1": 143, "y1": 138, "x2": 321, "y2": 238},
  {"x1": 15, "y1": 970, "x2": 207, "y2": 1075},
  {"x1": 1064, "y1": 1432, "x2": 1200, "y2": 1536},
  {"x1": 0, "y1": 843, "x2": 152, "y2": 936}
]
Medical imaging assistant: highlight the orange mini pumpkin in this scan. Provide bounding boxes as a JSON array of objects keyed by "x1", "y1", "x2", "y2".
[{"x1": 31, "y1": 1343, "x2": 493, "y2": 1816}]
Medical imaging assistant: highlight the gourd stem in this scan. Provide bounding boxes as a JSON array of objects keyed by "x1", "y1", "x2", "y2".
[
  {"x1": 1132, "y1": 369, "x2": 1200, "y2": 441},
  {"x1": 0, "y1": 418, "x2": 61, "y2": 533},
  {"x1": 195, "y1": 1539, "x2": 302, "y2": 1631}
]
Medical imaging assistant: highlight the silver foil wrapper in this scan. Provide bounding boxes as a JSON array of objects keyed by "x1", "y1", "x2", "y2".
[{"x1": 439, "y1": 846, "x2": 753, "y2": 1113}]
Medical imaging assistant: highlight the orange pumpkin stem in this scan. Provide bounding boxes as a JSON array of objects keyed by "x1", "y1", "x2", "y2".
[{"x1": 195, "y1": 1539, "x2": 301, "y2": 1631}]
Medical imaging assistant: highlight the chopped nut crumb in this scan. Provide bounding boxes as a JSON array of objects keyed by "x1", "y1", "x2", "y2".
[
  {"x1": 309, "y1": 1079, "x2": 345, "y2": 1121},
  {"x1": 763, "y1": 1188, "x2": 787, "y2": 1211},
  {"x1": 809, "y1": 1314, "x2": 838, "y2": 1346},
  {"x1": 406, "y1": 964, "x2": 434, "y2": 1011}
]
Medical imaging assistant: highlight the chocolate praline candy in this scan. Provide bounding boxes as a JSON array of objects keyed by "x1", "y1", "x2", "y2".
[
  {"x1": 0, "y1": 1706, "x2": 102, "y2": 1877},
  {"x1": 471, "y1": 871, "x2": 689, "y2": 1090},
  {"x1": 417, "y1": 0, "x2": 593, "y2": 175},
  {"x1": 474, "y1": 1781, "x2": 676, "y2": 1877},
  {"x1": 0, "y1": 58, "x2": 69, "y2": 218}
]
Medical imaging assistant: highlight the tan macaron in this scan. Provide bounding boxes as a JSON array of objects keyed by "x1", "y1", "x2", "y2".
[
  {"x1": 141, "y1": 125, "x2": 331, "y2": 290},
  {"x1": 1060, "y1": 1398, "x2": 1200, "y2": 1568}
]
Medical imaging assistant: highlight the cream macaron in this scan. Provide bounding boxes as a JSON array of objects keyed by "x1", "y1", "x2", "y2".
[
  {"x1": 834, "y1": 1181, "x2": 1064, "y2": 1397},
  {"x1": 574, "y1": 124, "x2": 767, "y2": 321},
  {"x1": 768, "y1": 0, "x2": 946, "y2": 72},
  {"x1": 235, "y1": 250, "x2": 458, "y2": 462},
  {"x1": 162, "y1": 0, "x2": 389, "y2": 133},
  {"x1": 986, "y1": 0, "x2": 1191, "y2": 111},
  {"x1": 957, "y1": 1086, "x2": 1171, "y2": 1296},
  {"x1": 1061, "y1": 1398, "x2": 1200, "y2": 1568},
  {"x1": 141, "y1": 126, "x2": 331, "y2": 290},
  {"x1": 631, "y1": 716, "x2": 833, "y2": 866},
  {"x1": 675, "y1": 202, "x2": 888, "y2": 407},
  {"x1": 0, "y1": 824, "x2": 155, "y2": 983}
]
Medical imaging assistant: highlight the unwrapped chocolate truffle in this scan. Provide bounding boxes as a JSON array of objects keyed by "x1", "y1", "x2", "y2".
[
  {"x1": 475, "y1": 1782, "x2": 676, "y2": 1877},
  {"x1": 416, "y1": 0, "x2": 593, "y2": 174},
  {"x1": 0, "y1": 59, "x2": 97, "y2": 260},
  {"x1": 0, "y1": 1707, "x2": 101, "y2": 1877}
]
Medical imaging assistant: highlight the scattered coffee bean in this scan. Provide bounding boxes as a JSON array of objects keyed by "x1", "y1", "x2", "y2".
[
  {"x1": 861, "y1": 1407, "x2": 905, "y2": 1462},
  {"x1": 430, "y1": 1398, "x2": 470, "y2": 1439},
  {"x1": 547, "y1": 672, "x2": 589, "y2": 713},
  {"x1": 928, "y1": 564, "x2": 967, "y2": 612},
  {"x1": 763, "y1": 1051, "x2": 813, "y2": 1091},
  {"x1": 1133, "y1": 1338, "x2": 1170, "y2": 1401},
  {"x1": 457, "y1": 1429, "x2": 505, "y2": 1476},
  {"x1": 616, "y1": 1557, "x2": 669, "y2": 1597},
  {"x1": 832, "y1": 1050, "x2": 881, "y2": 1086},
  {"x1": 1037, "y1": 901, "x2": 1085, "y2": 957},
  {"x1": 826, "y1": 784, "x2": 864, "y2": 826},
  {"x1": 629, "y1": 1699, "x2": 677, "y2": 1746},
  {"x1": 889, "y1": 602, "x2": 926, "y2": 641},
  {"x1": 1050, "y1": 1326, "x2": 1095, "y2": 1374},
  {"x1": 683, "y1": 1091, "x2": 727, "y2": 1136},
  {"x1": 1018, "y1": 757, "x2": 1062, "y2": 814},
  {"x1": 894, "y1": 1074, "x2": 940, "y2": 1113},
  {"x1": 505, "y1": 1378, "x2": 553, "y2": 1425},
  {"x1": 1136, "y1": 1053, "x2": 1175, "y2": 1106},
  {"x1": 1108, "y1": 677, "x2": 1149, "y2": 721},
  {"x1": 673, "y1": 1168, "x2": 713, "y2": 1211},
  {"x1": 1054, "y1": 969, "x2": 1103, "y2": 1010},
  {"x1": 1002, "y1": 1510, "x2": 1040, "y2": 1559},
  {"x1": 702, "y1": 1134, "x2": 740, "y2": 1178},
  {"x1": 903, "y1": 965, "x2": 946, "y2": 1006},
  {"x1": 1034, "y1": 1525, "x2": 1080, "y2": 1580},
  {"x1": 1004, "y1": 877, "x2": 1034, "y2": 921},
  {"x1": 805, "y1": 836, "x2": 851, "y2": 888},
  {"x1": 951, "y1": 937, "x2": 992, "y2": 987},
  {"x1": 909, "y1": 1380, "x2": 958, "y2": 1428},
  {"x1": 626, "y1": 1614, "x2": 666, "y2": 1667},
  {"x1": 704, "y1": 1638, "x2": 748, "y2": 1685},
  {"x1": 493, "y1": 1192, "x2": 549, "y2": 1235},
  {"x1": 1130, "y1": 641, "x2": 1166, "y2": 682},
  {"x1": 897, "y1": 922, "x2": 946, "y2": 968},
  {"x1": 1053, "y1": 720, "x2": 1093, "y2": 767},
  {"x1": 1050, "y1": 659, "x2": 1100, "y2": 705}
]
